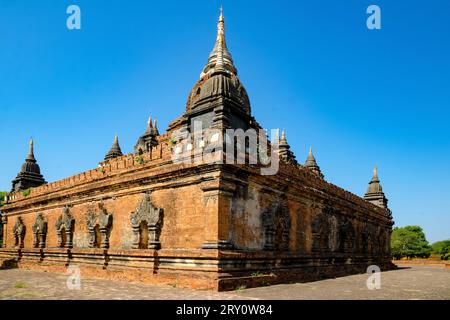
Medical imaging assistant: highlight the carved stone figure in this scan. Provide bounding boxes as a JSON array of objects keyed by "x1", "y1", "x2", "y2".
[
  {"x1": 338, "y1": 216, "x2": 355, "y2": 253},
  {"x1": 311, "y1": 207, "x2": 331, "y2": 252},
  {"x1": 86, "y1": 203, "x2": 113, "y2": 249},
  {"x1": 32, "y1": 213, "x2": 47, "y2": 248},
  {"x1": 130, "y1": 193, "x2": 164, "y2": 249},
  {"x1": 55, "y1": 206, "x2": 75, "y2": 248},
  {"x1": 361, "y1": 222, "x2": 377, "y2": 254},
  {"x1": 261, "y1": 202, "x2": 291, "y2": 251},
  {"x1": 13, "y1": 216, "x2": 25, "y2": 249}
]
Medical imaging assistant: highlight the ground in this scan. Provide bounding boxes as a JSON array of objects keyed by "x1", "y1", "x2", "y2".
[{"x1": 0, "y1": 266, "x2": 448, "y2": 300}]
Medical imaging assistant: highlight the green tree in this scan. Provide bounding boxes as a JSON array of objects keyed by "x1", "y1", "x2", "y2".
[
  {"x1": 0, "y1": 191, "x2": 7, "y2": 207},
  {"x1": 431, "y1": 240, "x2": 450, "y2": 260},
  {"x1": 391, "y1": 226, "x2": 432, "y2": 259}
]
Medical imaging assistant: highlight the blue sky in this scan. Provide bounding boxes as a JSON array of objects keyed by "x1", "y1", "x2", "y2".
[{"x1": 0, "y1": 0, "x2": 449, "y2": 243}]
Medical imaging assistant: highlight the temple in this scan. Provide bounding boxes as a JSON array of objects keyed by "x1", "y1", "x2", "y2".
[{"x1": 0, "y1": 9, "x2": 395, "y2": 291}]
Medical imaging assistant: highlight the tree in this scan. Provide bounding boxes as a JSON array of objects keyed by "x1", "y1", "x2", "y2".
[
  {"x1": 391, "y1": 226, "x2": 432, "y2": 259},
  {"x1": 0, "y1": 191, "x2": 7, "y2": 208},
  {"x1": 431, "y1": 240, "x2": 450, "y2": 260}
]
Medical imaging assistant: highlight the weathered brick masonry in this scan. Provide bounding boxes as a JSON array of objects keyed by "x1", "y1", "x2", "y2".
[{"x1": 0, "y1": 9, "x2": 395, "y2": 291}]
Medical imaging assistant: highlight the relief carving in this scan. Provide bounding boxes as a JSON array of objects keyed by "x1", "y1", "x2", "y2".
[
  {"x1": 86, "y1": 203, "x2": 113, "y2": 249},
  {"x1": 361, "y1": 222, "x2": 377, "y2": 254},
  {"x1": 338, "y1": 216, "x2": 355, "y2": 253},
  {"x1": 32, "y1": 213, "x2": 47, "y2": 248},
  {"x1": 130, "y1": 193, "x2": 164, "y2": 250},
  {"x1": 311, "y1": 207, "x2": 331, "y2": 252},
  {"x1": 55, "y1": 206, "x2": 75, "y2": 248},
  {"x1": 13, "y1": 216, "x2": 25, "y2": 249},
  {"x1": 261, "y1": 202, "x2": 291, "y2": 251}
]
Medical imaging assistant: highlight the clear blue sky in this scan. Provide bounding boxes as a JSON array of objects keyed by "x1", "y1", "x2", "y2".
[{"x1": 0, "y1": 1, "x2": 449, "y2": 243}]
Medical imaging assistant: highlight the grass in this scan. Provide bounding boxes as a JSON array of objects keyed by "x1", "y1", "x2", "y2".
[
  {"x1": 235, "y1": 285, "x2": 246, "y2": 292},
  {"x1": 14, "y1": 281, "x2": 28, "y2": 289}
]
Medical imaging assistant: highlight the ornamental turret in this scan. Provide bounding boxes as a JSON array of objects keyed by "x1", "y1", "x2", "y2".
[
  {"x1": 278, "y1": 130, "x2": 297, "y2": 164},
  {"x1": 134, "y1": 116, "x2": 159, "y2": 154},
  {"x1": 304, "y1": 147, "x2": 324, "y2": 179},
  {"x1": 104, "y1": 135, "x2": 123, "y2": 161},
  {"x1": 364, "y1": 166, "x2": 389, "y2": 209},
  {"x1": 11, "y1": 139, "x2": 46, "y2": 192}
]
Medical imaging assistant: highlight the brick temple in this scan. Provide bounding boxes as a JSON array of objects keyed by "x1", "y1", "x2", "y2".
[{"x1": 0, "y1": 10, "x2": 395, "y2": 291}]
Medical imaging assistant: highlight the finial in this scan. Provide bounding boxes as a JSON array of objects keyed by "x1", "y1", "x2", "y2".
[
  {"x1": 217, "y1": 6, "x2": 225, "y2": 44},
  {"x1": 200, "y1": 4, "x2": 237, "y2": 78},
  {"x1": 281, "y1": 129, "x2": 286, "y2": 141},
  {"x1": 373, "y1": 165, "x2": 379, "y2": 180},
  {"x1": 153, "y1": 118, "x2": 159, "y2": 135},
  {"x1": 307, "y1": 147, "x2": 316, "y2": 161},
  {"x1": 146, "y1": 115, "x2": 153, "y2": 133},
  {"x1": 26, "y1": 137, "x2": 35, "y2": 161},
  {"x1": 114, "y1": 134, "x2": 119, "y2": 145},
  {"x1": 148, "y1": 116, "x2": 153, "y2": 127}
]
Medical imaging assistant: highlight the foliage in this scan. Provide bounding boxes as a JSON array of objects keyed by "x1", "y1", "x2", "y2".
[
  {"x1": 0, "y1": 191, "x2": 7, "y2": 207},
  {"x1": 391, "y1": 226, "x2": 432, "y2": 259},
  {"x1": 431, "y1": 240, "x2": 450, "y2": 260},
  {"x1": 251, "y1": 271, "x2": 264, "y2": 277},
  {"x1": 164, "y1": 137, "x2": 178, "y2": 146},
  {"x1": 22, "y1": 188, "x2": 32, "y2": 197},
  {"x1": 135, "y1": 156, "x2": 146, "y2": 165}
]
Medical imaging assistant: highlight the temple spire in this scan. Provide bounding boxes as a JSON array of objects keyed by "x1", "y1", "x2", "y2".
[
  {"x1": 278, "y1": 130, "x2": 297, "y2": 164},
  {"x1": 134, "y1": 115, "x2": 159, "y2": 154},
  {"x1": 152, "y1": 119, "x2": 159, "y2": 135},
  {"x1": 217, "y1": 6, "x2": 225, "y2": 45},
  {"x1": 26, "y1": 138, "x2": 36, "y2": 162},
  {"x1": 200, "y1": 7, "x2": 237, "y2": 78},
  {"x1": 304, "y1": 147, "x2": 324, "y2": 179},
  {"x1": 372, "y1": 165, "x2": 379, "y2": 181},
  {"x1": 364, "y1": 165, "x2": 388, "y2": 208},
  {"x1": 104, "y1": 135, "x2": 123, "y2": 161},
  {"x1": 146, "y1": 116, "x2": 153, "y2": 133},
  {"x1": 281, "y1": 130, "x2": 287, "y2": 143}
]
